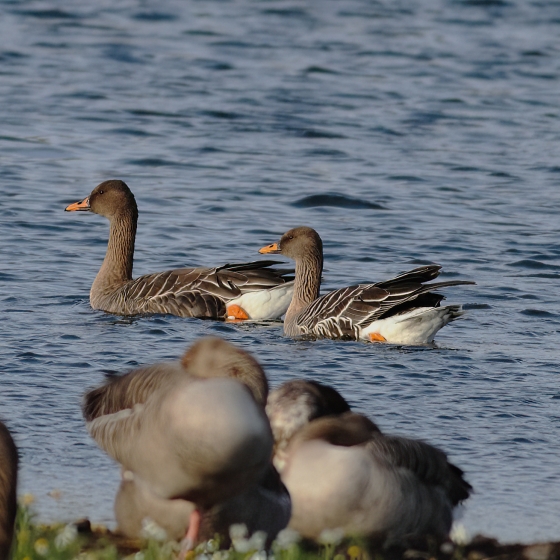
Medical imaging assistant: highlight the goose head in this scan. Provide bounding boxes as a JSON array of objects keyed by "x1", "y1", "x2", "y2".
[
  {"x1": 259, "y1": 226, "x2": 323, "y2": 262},
  {"x1": 266, "y1": 380, "x2": 352, "y2": 472},
  {"x1": 65, "y1": 180, "x2": 138, "y2": 221}
]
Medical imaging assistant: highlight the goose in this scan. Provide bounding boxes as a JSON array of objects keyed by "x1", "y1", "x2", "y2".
[
  {"x1": 84, "y1": 337, "x2": 289, "y2": 548},
  {"x1": 65, "y1": 180, "x2": 294, "y2": 320},
  {"x1": 0, "y1": 422, "x2": 17, "y2": 560},
  {"x1": 266, "y1": 383, "x2": 471, "y2": 545},
  {"x1": 115, "y1": 465, "x2": 289, "y2": 547},
  {"x1": 266, "y1": 379, "x2": 351, "y2": 471},
  {"x1": 259, "y1": 226, "x2": 475, "y2": 344}
]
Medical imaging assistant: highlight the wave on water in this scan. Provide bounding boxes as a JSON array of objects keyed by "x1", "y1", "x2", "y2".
[{"x1": 291, "y1": 193, "x2": 386, "y2": 210}]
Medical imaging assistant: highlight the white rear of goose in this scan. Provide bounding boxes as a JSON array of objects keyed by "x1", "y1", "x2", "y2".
[
  {"x1": 360, "y1": 305, "x2": 465, "y2": 345},
  {"x1": 227, "y1": 281, "x2": 295, "y2": 321}
]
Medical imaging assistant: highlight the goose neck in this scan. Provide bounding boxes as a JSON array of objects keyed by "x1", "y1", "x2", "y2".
[
  {"x1": 286, "y1": 252, "x2": 322, "y2": 320},
  {"x1": 91, "y1": 210, "x2": 137, "y2": 298}
]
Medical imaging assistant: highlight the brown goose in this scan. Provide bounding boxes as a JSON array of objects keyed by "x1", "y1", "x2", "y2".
[
  {"x1": 266, "y1": 382, "x2": 471, "y2": 545},
  {"x1": 65, "y1": 180, "x2": 294, "y2": 320},
  {"x1": 259, "y1": 226, "x2": 475, "y2": 344},
  {"x1": 266, "y1": 379, "x2": 351, "y2": 471},
  {"x1": 84, "y1": 337, "x2": 289, "y2": 548},
  {"x1": 0, "y1": 422, "x2": 17, "y2": 560}
]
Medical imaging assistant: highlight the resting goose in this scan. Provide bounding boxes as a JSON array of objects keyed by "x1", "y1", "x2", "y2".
[
  {"x1": 266, "y1": 383, "x2": 471, "y2": 545},
  {"x1": 65, "y1": 180, "x2": 294, "y2": 320},
  {"x1": 259, "y1": 226, "x2": 474, "y2": 344},
  {"x1": 0, "y1": 422, "x2": 17, "y2": 560},
  {"x1": 84, "y1": 337, "x2": 289, "y2": 547},
  {"x1": 115, "y1": 465, "x2": 290, "y2": 547},
  {"x1": 266, "y1": 379, "x2": 351, "y2": 471}
]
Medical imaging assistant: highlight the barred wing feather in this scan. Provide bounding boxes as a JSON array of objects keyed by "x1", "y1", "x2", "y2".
[
  {"x1": 296, "y1": 285, "x2": 389, "y2": 336},
  {"x1": 297, "y1": 265, "x2": 474, "y2": 337},
  {"x1": 120, "y1": 260, "x2": 293, "y2": 318}
]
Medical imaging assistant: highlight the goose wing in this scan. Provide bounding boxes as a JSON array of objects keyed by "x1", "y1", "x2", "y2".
[
  {"x1": 83, "y1": 361, "x2": 185, "y2": 422},
  {"x1": 296, "y1": 266, "x2": 474, "y2": 337},
  {"x1": 123, "y1": 261, "x2": 293, "y2": 318},
  {"x1": 296, "y1": 285, "x2": 390, "y2": 338},
  {"x1": 365, "y1": 433, "x2": 472, "y2": 505}
]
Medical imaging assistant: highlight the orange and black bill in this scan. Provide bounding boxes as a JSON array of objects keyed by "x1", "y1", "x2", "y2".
[
  {"x1": 259, "y1": 242, "x2": 280, "y2": 254},
  {"x1": 65, "y1": 197, "x2": 91, "y2": 212}
]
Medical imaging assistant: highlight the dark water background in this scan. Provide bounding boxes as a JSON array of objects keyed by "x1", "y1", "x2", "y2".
[{"x1": 1, "y1": 0, "x2": 560, "y2": 543}]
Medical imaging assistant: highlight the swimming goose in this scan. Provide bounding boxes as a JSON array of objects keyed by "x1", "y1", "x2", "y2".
[
  {"x1": 65, "y1": 180, "x2": 294, "y2": 320},
  {"x1": 84, "y1": 337, "x2": 289, "y2": 547},
  {"x1": 259, "y1": 226, "x2": 474, "y2": 344},
  {"x1": 276, "y1": 410, "x2": 472, "y2": 545},
  {"x1": 0, "y1": 422, "x2": 17, "y2": 560}
]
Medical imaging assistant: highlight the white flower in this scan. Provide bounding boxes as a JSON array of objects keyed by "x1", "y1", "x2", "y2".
[
  {"x1": 232, "y1": 538, "x2": 252, "y2": 554},
  {"x1": 450, "y1": 523, "x2": 470, "y2": 546},
  {"x1": 212, "y1": 551, "x2": 230, "y2": 560},
  {"x1": 317, "y1": 528, "x2": 345, "y2": 546},
  {"x1": 249, "y1": 531, "x2": 267, "y2": 552},
  {"x1": 34, "y1": 538, "x2": 49, "y2": 556},
  {"x1": 229, "y1": 523, "x2": 248, "y2": 541},
  {"x1": 140, "y1": 518, "x2": 168, "y2": 541},
  {"x1": 274, "y1": 528, "x2": 300, "y2": 550},
  {"x1": 249, "y1": 551, "x2": 268, "y2": 560},
  {"x1": 55, "y1": 524, "x2": 78, "y2": 549},
  {"x1": 196, "y1": 554, "x2": 210, "y2": 560}
]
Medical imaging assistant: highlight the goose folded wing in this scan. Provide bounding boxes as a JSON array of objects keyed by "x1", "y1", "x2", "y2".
[
  {"x1": 83, "y1": 362, "x2": 186, "y2": 422},
  {"x1": 360, "y1": 279, "x2": 476, "y2": 326},
  {"x1": 127, "y1": 261, "x2": 293, "y2": 306},
  {"x1": 366, "y1": 434, "x2": 472, "y2": 505},
  {"x1": 297, "y1": 285, "x2": 390, "y2": 335}
]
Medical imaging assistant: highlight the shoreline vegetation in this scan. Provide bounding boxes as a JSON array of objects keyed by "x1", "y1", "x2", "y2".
[{"x1": 13, "y1": 504, "x2": 559, "y2": 560}]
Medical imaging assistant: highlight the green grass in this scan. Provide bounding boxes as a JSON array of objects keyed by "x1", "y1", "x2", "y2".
[
  {"x1": 12, "y1": 505, "x2": 371, "y2": 560},
  {"x1": 14, "y1": 504, "x2": 553, "y2": 560}
]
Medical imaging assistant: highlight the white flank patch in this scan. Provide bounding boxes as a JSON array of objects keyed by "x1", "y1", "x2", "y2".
[{"x1": 230, "y1": 282, "x2": 294, "y2": 320}]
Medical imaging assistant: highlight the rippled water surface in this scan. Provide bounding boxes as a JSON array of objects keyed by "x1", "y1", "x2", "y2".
[{"x1": 1, "y1": 0, "x2": 560, "y2": 544}]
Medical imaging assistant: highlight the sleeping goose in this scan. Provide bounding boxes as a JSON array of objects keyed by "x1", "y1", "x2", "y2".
[
  {"x1": 65, "y1": 180, "x2": 294, "y2": 320},
  {"x1": 266, "y1": 379, "x2": 351, "y2": 471},
  {"x1": 115, "y1": 464, "x2": 290, "y2": 547},
  {"x1": 259, "y1": 226, "x2": 474, "y2": 344},
  {"x1": 0, "y1": 422, "x2": 17, "y2": 560},
  {"x1": 266, "y1": 386, "x2": 471, "y2": 545},
  {"x1": 84, "y1": 337, "x2": 289, "y2": 547}
]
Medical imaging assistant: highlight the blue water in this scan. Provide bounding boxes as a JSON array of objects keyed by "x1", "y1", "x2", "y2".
[{"x1": 1, "y1": 0, "x2": 559, "y2": 544}]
